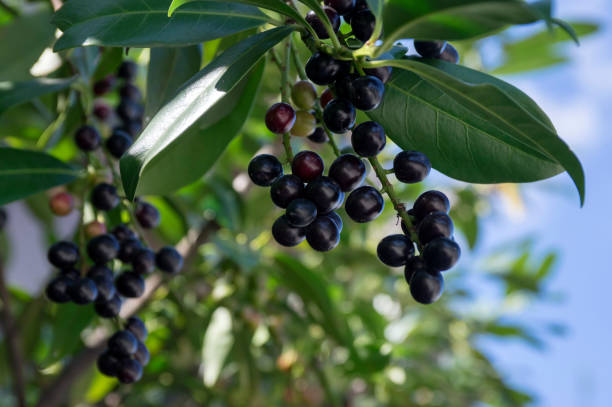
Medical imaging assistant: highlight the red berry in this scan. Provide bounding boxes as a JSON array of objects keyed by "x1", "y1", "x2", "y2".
[
  {"x1": 291, "y1": 151, "x2": 324, "y2": 183},
  {"x1": 93, "y1": 103, "x2": 112, "y2": 120},
  {"x1": 49, "y1": 191, "x2": 74, "y2": 216},
  {"x1": 85, "y1": 221, "x2": 107, "y2": 238},
  {"x1": 319, "y1": 88, "x2": 334, "y2": 109},
  {"x1": 265, "y1": 103, "x2": 296, "y2": 134}
]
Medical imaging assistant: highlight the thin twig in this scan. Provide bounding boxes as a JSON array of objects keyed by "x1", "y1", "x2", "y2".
[{"x1": 0, "y1": 0, "x2": 18, "y2": 16}]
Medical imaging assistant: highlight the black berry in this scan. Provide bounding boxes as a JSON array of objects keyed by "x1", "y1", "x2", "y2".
[
  {"x1": 404, "y1": 256, "x2": 427, "y2": 284},
  {"x1": 334, "y1": 73, "x2": 358, "y2": 101},
  {"x1": 329, "y1": 154, "x2": 366, "y2": 192},
  {"x1": 306, "y1": 7, "x2": 340, "y2": 39},
  {"x1": 155, "y1": 246, "x2": 183, "y2": 274},
  {"x1": 116, "y1": 100, "x2": 144, "y2": 123},
  {"x1": 119, "y1": 83, "x2": 142, "y2": 102},
  {"x1": 119, "y1": 120, "x2": 142, "y2": 137},
  {"x1": 87, "y1": 264, "x2": 113, "y2": 280},
  {"x1": 286, "y1": 198, "x2": 318, "y2": 228},
  {"x1": 132, "y1": 248, "x2": 156, "y2": 274},
  {"x1": 109, "y1": 330, "x2": 138, "y2": 356},
  {"x1": 308, "y1": 127, "x2": 328, "y2": 144},
  {"x1": 135, "y1": 201, "x2": 161, "y2": 229},
  {"x1": 60, "y1": 268, "x2": 80, "y2": 280},
  {"x1": 345, "y1": 186, "x2": 384, "y2": 223},
  {"x1": 351, "y1": 9, "x2": 376, "y2": 41},
  {"x1": 117, "y1": 358, "x2": 143, "y2": 384},
  {"x1": 412, "y1": 190, "x2": 450, "y2": 220},
  {"x1": 45, "y1": 276, "x2": 73, "y2": 303},
  {"x1": 345, "y1": 0, "x2": 368, "y2": 23},
  {"x1": 91, "y1": 183, "x2": 120, "y2": 211},
  {"x1": 418, "y1": 211, "x2": 454, "y2": 245},
  {"x1": 323, "y1": 211, "x2": 343, "y2": 231},
  {"x1": 410, "y1": 270, "x2": 444, "y2": 304},
  {"x1": 324, "y1": 0, "x2": 355, "y2": 15},
  {"x1": 305, "y1": 176, "x2": 343, "y2": 214},
  {"x1": 292, "y1": 151, "x2": 324, "y2": 183},
  {"x1": 351, "y1": 75, "x2": 384, "y2": 111},
  {"x1": 265, "y1": 103, "x2": 296, "y2": 134},
  {"x1": 95, "y1": 294, "x2": 122, "y2": 318},
  {"x1": 393, "y1": 151, "x2": 431, "y2": 183},
  {"x1": 93, "y1": 103, "x2": 111, "y2": 121},
  {"x1": 423, "y1": 237, "x2": 460, "y2": 271},
  {"x1": 87, "y1": 234, "x2": 119, "y2": 264},
  {"x1": 74, "y1": 125, "x2": 101, "y2": 151},
  {"x1": 116, "y1": 271, "x2": 145, "y2": 298},
  {"x1": 93, "y1": 76, "x2": 114, "y2": 96},
  {"x1": 106, "y1": 129, "x2": 133, "y2": 159},
  {"x1": 248, "y1": 154, "x2": 284, "y2": 187},
  {"x1": 97, "y1": 351, "x2": 121, "y2": 377},
  {"x1": 306, "y1": 216, "x2": 340, "y2": 252},
  {"x1": 111, "y1": 224, "x2": 137, "y2": 242},
  {"x1": 90, "y1": 272, "x2": 116, "y2": 302},
  {"x1": 414, "y1": 40, "x2": 446, "y2": 58},
  {"x1": 117, "y1": 61, "x2": 138, "y2": 81},
  {"x1": 323, "y1": 99, "x2": 356, "y2": 133},
  {"x1": 351, "y1": 121, "x2": 386, "y2": 157},
  {"x1": 272, "y1": 215, "x2": 305, "y2": 247},
  {"x1": 305, "y1": 52, "x2": 350, "y2": 85},
  {"x1": 133, "y1": 341, "x2": 150, "y2": 366},
  {"x1": 68, "y1": 278, "x2": 98, "y2": 304},
  {"x1": 48, "y1": 241, "x2": 80, "y2": 269},
  {"x1": 125, "y1": 316, "x2": 148, "y2": 341},
  {"x1": 377, "y1": 234, "x2": 415, "y2": 267},
  {"x1": 364, "y1": 66, "x2": 392, "y2": 84},
  {"x1": 118, "y1": 238, "x2": 142, "y2": 263}
]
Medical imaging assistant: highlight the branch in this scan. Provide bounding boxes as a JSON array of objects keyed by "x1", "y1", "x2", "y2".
[
  {"x1": 0, "y1": 1, "x2": 18, "y2": 16},
  {"x1": 0, "y1": 258, "x2": 27, "y2": 407},
  {"x1": 35, "y1": 220, "x2": 220, "y2": 407}
]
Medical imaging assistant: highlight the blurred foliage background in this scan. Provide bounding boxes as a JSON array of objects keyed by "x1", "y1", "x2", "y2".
[{"x1": 0, "y1": 0, "x2": 598, "y2": 406}]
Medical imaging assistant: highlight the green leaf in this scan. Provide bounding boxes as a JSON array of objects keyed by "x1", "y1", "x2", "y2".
[
  {"x1": 379, "y1": 0, "x2": 556, "y2": 56},
  {"x1": 366, "y1": 58, "x2": 585, "y2": 205},
  {"x1": 0, "y1": 147, "x2": 80, "y2": 205},
  {"x1": 52, "y1": 0, "x2": 272, "y2": 51},
  {"x1": 145, "y1": 45, "x2": 202, "y2": 119},
  {"x1": 201, "y1": 307, "x2": 234, "y2": 387},
  {"x1": 120, "y1": 26, "x2": 293, "y2": 199},
  {"x1": 93, "y1": 47, "x2": 124, "y2": 81},
  {"x1": 0, "y1": 77, "x2": 77, "y2": 115}
]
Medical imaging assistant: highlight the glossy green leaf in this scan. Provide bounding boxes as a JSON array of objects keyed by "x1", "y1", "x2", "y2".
[
  {"x1": 52, "y1": 0, "x2": 272, "y2": 51},
  {"x1": 0, "y1": 147, "x2": 80, "y2": 205},
  {"x1": 145, "y1": 45, "x2": 202, "y2": 119},
  {"x1": 366, "y1": 58, "x2": 584, "y2": 205},
  {"x1": 0, "y1": 77, "x2": 76, "y2": 115},
  {"x1": 93, "y1": 47, "x2": 124, "y2": 81},
  {"x1": 121, "y1": 27, "x2": 292, "y2": 199}
]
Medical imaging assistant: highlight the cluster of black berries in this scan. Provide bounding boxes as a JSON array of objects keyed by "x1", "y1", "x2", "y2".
[
  {"x1": 97, "y1": 317, "x2": 149, "y2": 384},
  {"x1": 413, "y1": 40, "x2": 459, "y2": 64},
  {"x1": 306, "y1": 0, "x2": 376, "y2": 43}
]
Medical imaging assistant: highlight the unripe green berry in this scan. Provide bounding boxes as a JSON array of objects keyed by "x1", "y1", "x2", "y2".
[
  {"x1": 290, "y1": 110, "x2": 317, "y2": 138},
  {"x1": 291, "y1": 81, "x2": 317, "y2": 110}
]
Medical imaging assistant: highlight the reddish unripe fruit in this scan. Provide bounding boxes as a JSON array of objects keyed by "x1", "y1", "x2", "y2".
[
  {"x1": 265, "y1": 103, "x2": 296, "y2": 134},
  {"x1": 319, "y1": 88, "x2": 334, "y2": 109},
  {"x1": 290, "y1": 110, "x2": 317, "y2": 137},
  {"x1": 93, "y1": 103, "x2": 112, "y2": 121},
  {"x1": 85, "y1": 221, "x2": 107, "y2": 238},
  {"x1": 291, "y1": 81, "x2": 317, "y2": 110},
  {"x1": 49, "y1": 192, "x2": 74, "y2": 216},
  {"x1": 93, "y1": 76, "x2": 115, "y2": 96},
  {"x1": 292, "y1": 151, "x2": 324, "y2": 183}
]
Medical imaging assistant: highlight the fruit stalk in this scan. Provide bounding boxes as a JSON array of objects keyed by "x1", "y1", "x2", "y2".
[{"x1": 282, "y1": 39, "x2": 295, "y2": 163}]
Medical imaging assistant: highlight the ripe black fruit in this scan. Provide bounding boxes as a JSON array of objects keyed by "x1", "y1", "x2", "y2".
[
  {"x1": 329, "y1": 154, "x2": 366, "y2": 192},
  {"x1": 272, "y1": 215, "x2": 305, "y2": 247},
  {"x1": 116, "y1": 271, "x2": 145, "y2": 298},
  {"x1": 265, "y1": 103, "x2": 296, "y2": 134},
  {"x1": 135, "y1": 201, "x2": 161, "y2": 229},
  {"x1": 248, "y1": 154, "x2": 284, "y2": 186},
  {"x1": 106, "y1": 129, "x2": 133, "y2": 159},
  {"x1": 45, "y1": 276, "x2": 73, "y2": 303},
  {"x1": 323, "y1": 211, "x2": 343, "y2": 231},
  {"x1": 48, "y1": 241, "x2": 80, "y2": 269},
  {"x1": 306, "y1": 216, "x2": 340, "y2": 252},
  {"x1": 351, "y1": 9, "x2": 376, "y2": 41},
  {"x1": 69, "y1": 278, "x2": 98, "y2": 305},
  {"x1": 95, "y1": 295, "x2": 122, "y2": 318},
  {"x1": 155, "y1": 246, "x2": 183, "y2": 274},
  {"x1": 118, "y1": 238, "x2": 142, "y2": 263},
  {"x1": 91, "y1": 183, "x2": 120, "y2": 211},
  {"x1": 393, "y1": 151, "x2": 431, "y2": 183},
  {"x1": 364, "y1": 66, "x2": 392, "y2": 84},
  {"x1": 97, "y1": 351, "x2": 121, "y2": 377},
  {"x1": 414, "y1": 40, "x2": 446, "y2": 58},
  {"x1": 305, "y1": 176, "x2": 343, "y2": 214},
  {"x1": 324, "y1": 0, "x2": 355, "y2": 15},
  {"x1": 439, "y1": 43, "x2": 459, "y2": 64},
  {"x1": 117, "y1": 358, "x2": 143, "y2": 384},
  {"x1": 90, "y1": 272, "x2": 116, "y2": 302},
  {"x1": 116, "y1": 100, "x2": 144, "y2": 123},
  {"x1": 117, "y1": 61, "x2": 138, "y2": 81},
  {"x1": 351, "y1": 75, "x2": 384, "y2": 111},
  {"x1": 418, "y1": 211, "x2": 453, "y2": 245},
  {"x1": 271, "y1": 175, "x2": 304, "y2": 208},
  {"x1": 306, "y1": 7, "x2": 340, "y2": 39},
  {"x1": 334, "y1": 73, "x2": 358, "y2": 101},
  {"x1": 323, "y1": 99, "x2": 356, "y2": 133},
  {"x1": 87, "y1": 234, "x2": 119, "y2": 264},
  {"x1": 119, "y1": 83, "x2": 142, "y2": 102},
  {"x1": 93, "y1": 76, "x2": 114, "y2": 96},
  {"x1": 377, "y1": 234, "x2": 415, "y2": 267},
  {"x1": 74, "y1": 125, "x2": 101, "y2": 151},
  {"x1": 119, "y1": 120, "x2": 142, "y2": 136},
  {"x1": 404, "y1": 256, "x2": 428, "y2": 284},
  {"x1": 410, "y1": 270, "x2": 444, "y2": 304},
  {"x1": 125, "y1": 316, "x2": 148, "y2": 341},
  {"x1": 413, "y1": 190, "x2": 450, "y2": 220},
  {"x1": 60, "y1": 269, "x2": 80, "y2": 280},
  {"x1": 111, "y1": 225, "x2": 136, "y2": 242},
  {"x1": 423, "y1": 237, "x2": 460, "y2": 271},
  {"x1": 345, "y1": 0, "x2": 368, "y2": 22},
  {"x1": 109, "y1": 330, "x2": 138, "y2": 356},
  {"x1": 345, "y1": 186, "x2": 384, "y2": 223},
  {"x1": 351, "y1": 121, "x2": 386, "y2": 157},
  {"x1": 132, "y1": 248, "x2": 156, "y2": 274},
  {"x1": 305, "y1": 52, "x2": 350, "y2": 85},
  {"x1": 134, "y1": 341, "x2": 150, "y2": 366},
  {"x1": 292, "y1": 151, "x2": 324, "y2": 183},
  {"x1": 87, "y1": 264, "x2": 113, "y2": 280},
  {"x1": 308, "y1": 127, "x2": 328, "y2": 144},
  {"x1": 286, "y1": 198, "x2": 318, "y2": 227}
]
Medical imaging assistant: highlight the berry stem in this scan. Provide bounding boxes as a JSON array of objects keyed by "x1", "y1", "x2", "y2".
[
  {"x1": 281, "y1": 38, "x2": 294, "y2": 163},
  {"x1": 290, "y1": 36, "x2": 308, "y2": 81}
]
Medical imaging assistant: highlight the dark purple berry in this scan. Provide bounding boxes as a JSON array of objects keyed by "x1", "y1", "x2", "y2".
[
  {"x1": 351, "y1": 9, "x2": 375, "y2": 41},
  {"x1": 439, "y1": 43, "x2": 459, "y2": 63},
  {"x1": 351, "y1": 75, "x2": 384, "y2": 111},
  {"x1": 345, "y1": 0, "x2": 368, "y2": 23},
  {"x1": 413, "y1": 190, "x2": 450, "y2": 220},
  {"x1": 414, "y1": 40, "x2": 446, "y2": 58},
  {"x1": 364, "y1": 66, "x2": 392, "y2": 84},
  {"x1": 87, "y1": 264, "x2": 113, "y2": 280},
  {"x1": 48, "y1": 241, "x2": 79, "y2": 269},
  {"x1": 91, "y1": 183, "x2": 119, "y2": 211},
  {"x1": 410, "y1": 270, "x2": 444, "y2": 304},
  {"x1": 93, "y1": 103, "x2": 111, "y2": 121},
  {"x1": 351, "y1": 121, "x2": 386, "y2": 157},
  {"x1": 404, "y1": 256, "x2": 427, "y2": 284},
  {"x1": 119, "y1": 120, "x2": 142, "y2": 137},
  {"x1": 87, "y1": 234, "x2": 119, "y2": 264},
  {"x1": 116, "y1": 100, "x2": 144, "y2": 123},
  {"x1": 93, "y1": 76, "x2": 114, "y2": 96},
  {"x1": 68, "y1": 278, "x2": 98, "y2": 304},
  {"x1": 324, "y1": 0, "x2": 355, "y2": 15},
  {"x1": 272, "y1": 215, "x2": 305, "y2": 247},
  {"x1": 265, "y1": 103, "x2": 296, "y2": 134},
  {"x1": 155, "y1": 246, "x2": 183, "y2": 274},
  {"x1": 270, "y1": 175, "x2": 304, "y2": 208},
  {"x1": 329, "y1": 154, "x2": 366, "y2": 192},
  {"x1": 305, "y1": 176, "x2": 343, "y2": 214},
  {"x1": 306, "y1": 216, "x2": 340, "y2": 252},
  {"x1": 125, "y1": 316, "x2": 148, "y2": 341},
  {"x1": 45, "y1": 276, "x2": 73, "y2": 303},
  {"x1": 345, "y1": 186, "x2": 384, "y2": 223},
  {"x1": 248, "y1": 154, "x2": 284, "y2": 187},
  {"x1": 135, "y1": 201, "x2": 160, "y2": 229},
  {"x1": 418, "y1": 211, "x2": 453, "y2": 245},
  {"x1": 306, "y1": 7, "x2": 340, "y2": 39},
  {"x1": 95, "y1": 294, "x2": 123, "y2": 318},
  {"x1": 292, "y1": 151, "x2": 324, "y2": 183},
  {"x1": 377, "y1": 234, "x2": 414, "y2": 267},
  {"x1": 117, "y1": 358, "x2": 143, "y2": 384},
  {"x1": 117, "y1": 61, "x2": 138, "y2": 81},
  {"x1": 308, "y1": 127, "x2": 328, "y2": 143},
  {"x1": 286, "y1": 198, "x2": 318, "y2": 228},
  {"x1": 106, "y1": 129, "x2": 133, "y2": 159},
  {"x1": 109, "y1": 330, "x2": 138, "y2": 356},
  {"x1": 319, "y1": 88, "x2": 334, "y2": 109},
  {"x1": 115, "y1": 271, "x2": 145, "y2": 298},
  {"x1": 119, "y1": 83, "x2": 142, "y2": 102},
  {"x1": 74, "y1": 125, "x2": 101, "y2": 151},
  {"x1": 333, "y1": 73, "x2": 358, "y2": 101},
  {"x1": 423, "y1": 237, "x2": 460, "y2": 271},
  {"x1": 323, "y1": 99, "x2": 356, "y2": 133},
  {"x1": 393, "y1": 151, "x2": 431, "y2": 183},
  {"x1": 91, "y1": 273, "x2": 116, "y2": 302},
  {"x1": 305, "y1": 52, "x2": 351, "y2": 85},
  {"x1": 132, "y1": 248, "x2": 156, "y2": 274},
  {"x1": 111, "y1": 224, "x2": 137, "y2": 242},
  {"x1": 97, "y1": 351, "x2": 120, "y2": 377},
  {"x1": 133, "y1": 341, "x2": 150, "y2": 366},
  {"x1": 118, "y1": 238, "x2": 142, "y2": 263},
  {"x1": 60, "y1": 268, "x2": 80, "y2": 280},
  {"x1": 322, "y1": 211, "x2": 343, "y2": 231}
]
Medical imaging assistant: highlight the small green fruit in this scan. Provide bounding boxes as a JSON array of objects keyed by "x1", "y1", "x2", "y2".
[
  {"x1": 291, "y1": 81, "x2": 317, "y2": 110},
  {"x1": 290, "y1": 110, "x2": 317, "y2": 137}
]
